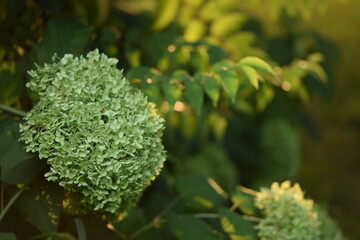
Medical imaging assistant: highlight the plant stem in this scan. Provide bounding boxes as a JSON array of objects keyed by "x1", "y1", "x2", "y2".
[
  {"x1": 0, "y1": 187, "x2": 25, "y2": 222},
  {"x1": 130, "y1": 196, "x2": 181, "y2": 239},
  {"x1": 130, "y1": 219, "x2": 166, "y2": 239},
  {"x1": 0, "y1": 104, "x2": 27, "y2": 117},
  {"x1": 1, "y1": 183, "x2": 4, "y2": 211},
  {"x1": 243, "y1": 215, "x2": 262, "y2": 222},
  {"x1": 155, "y1": 195, "x2": 182, "y2": 220}
]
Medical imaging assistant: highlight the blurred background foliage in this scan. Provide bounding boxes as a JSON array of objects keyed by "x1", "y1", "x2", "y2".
[{"x1": 0, "y1": 0, "x2": 358, "y2": 239}]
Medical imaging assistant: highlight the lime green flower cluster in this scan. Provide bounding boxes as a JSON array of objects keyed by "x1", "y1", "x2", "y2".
[
  {"x1": 20, "y1": 50, "x2": 166, "y2": 213},
  {"x1": 255, "y1": 181, "x2": 321, "y2": 240}
]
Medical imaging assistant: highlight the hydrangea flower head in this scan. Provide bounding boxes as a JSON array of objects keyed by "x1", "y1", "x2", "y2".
[
  {"x1": 20, "y1": 50, "x2": 166, "y2": 213},
  {"x1": 255, "y1": 181, "x2": 321, "y2": 240}
]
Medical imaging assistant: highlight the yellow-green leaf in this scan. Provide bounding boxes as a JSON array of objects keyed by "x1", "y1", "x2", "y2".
[
  {"x1": 184, "y1": 74, "x2": 204, "y2": 115},
  {"x1": 219, "y1": 208, "x2": 257, "y2": 240},
  {"x1": 197, "y1": 73, "x2": 220, "y2": 107},
  {"x1": 211, "y1": 13, "x2": 247, "y2": 38},
  {"x1": 239, "y1": 57, "x2": 275, "y2": 76},
  {"x1": 152, "y1": 0, "x2": 180, "y2": 31},
  {"x1": 213, "y1": 63, "x2": 239, "y2": 103},
  {"x1": 238, "y1": 65, "x2": 259, "y2": 89}
]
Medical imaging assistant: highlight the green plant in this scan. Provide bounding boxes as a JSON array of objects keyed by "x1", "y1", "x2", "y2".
[{"x1": 0, "y1": 0, "x2": 347, "y2": 239}]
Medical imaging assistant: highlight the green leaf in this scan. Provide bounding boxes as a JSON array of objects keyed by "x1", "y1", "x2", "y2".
[
  {"x1": 127, "y1": 67, "x2": 161, "y2": 104},
  {"x1": 33, "y1": 16, "x2": 94, "y2": 65},
  {"x1": 231, "y1": 186, "x2": 256, "y2": 216},
  {"x1": 200, "y1": 73, "x2": 220, "y2": 107},
  {"x1": 238, "y1": 65, "x2": 259, "y2": 89},
  {"x1": 74, "y1": 218, "x2": 87, "y2": 240},
  {"x1": 219, "y1": 208, "x2": 257, "y2": 240},
  {"x1": 0, "y1": 70, "x2": 24, "y2": 105},
  {"x1": 213, "y1": 63, "x2": 239, "y2": 103},
  {"x1": 112, "y1": 207, "x2": 146, "y2": 234},
  {"x1": 0, "y1": 233, "x2": 17, "y2": 240},
  {"x1": 161, "y1": 75, "x2": 182, "y2": 108},
  {"x1": 17, "y1": 182, "x2": 63, "y2": 233},
  {"x1": 184, "y1": 20, "x2": 206, "y2": 42},
  {"x1": 181, "y1": 72, "x2": 204, "y2": 115},
  {"x1": 211, "y1": 13, "x2": 247, "y2": 38},
  {"x1": 167, "y1": 213, "x2": 221, "y2": 240},
  {"x1": 256, "y1": 84, "x2": 275, "y2": 111},
  {"x1": 175, "y1": 175, "x2": 224, "y2": 211},
  {"x1": 0, "y1": 119, "x2": 45, "y2": 184},
  {"x1": 239, "y1": 57, "x2": 275, "y2": 76},
  {"x1": 152, "y1": 0, "x2": 180, "y2": 31}
]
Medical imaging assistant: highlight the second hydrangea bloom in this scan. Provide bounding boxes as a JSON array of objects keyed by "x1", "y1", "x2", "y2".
[
  {"x1": 20, "y1": 50, "x2": 166, "y2": 213},
  {"x1": 255, "y1": 181, "x2": 321, "y2": 240}
]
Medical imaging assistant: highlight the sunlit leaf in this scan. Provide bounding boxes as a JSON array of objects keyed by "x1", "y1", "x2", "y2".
[
  {"x1": 219, "y1": 208, "x2": 257, "y2": 240},
  {"x1": 152, "y1": 0, "x2": 180, "y2": 31},
  {"x1": 182, "y1": 72, "x2": 204, "y2": 115},
  {"x1": 211, "y1": 13, "x2": 247, "y2": 38},
  {"x1": 184, "y1": 20, "x2": 206, "y2": 42},
  {"x1": 161, "y1": 75, "x2": 182, "y2": 107},
  {"x1": 208, "y1": 111, "x2": 228, "y2": 141},
  {"x1": 238, "y1": 65, "x2": 259, "y2": 89},
  {"x1": 213, "y1": 63, "x2": 239, "y2": 103},
  {"x1": 200, "y1": 73, "x2": 220, "y2": 107},
  {"x1": 256, "y1": 84, "x2": 274, "y2": 111},
  {"x1": 239, "y1": 57, "x2": 276, "y2": 76},
  {"x1": 175, "y1": 175, "x2": 224, "y2": 211},
  {"x1": 231, "y1": 186, "x2": 256, "y2": 216}
]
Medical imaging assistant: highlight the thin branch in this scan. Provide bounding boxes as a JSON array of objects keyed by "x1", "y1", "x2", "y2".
[
  {"x1": 130, "y1": 219, "x2": 166, "y2": 239},
  {"x1": 1, "y1": 182, "x2": 3, "y2": 211},
  {"x1": 156, "y1": 195, "x2": 182, "y2": 220},
  {"x1": 240, "y1": 186, "x2": 258, "y2": 196},
  {"x1": 0, "y1": 187, "x2": 25, "y2": 222},
  {"x1": 0, "y1": 104, "x2": 27, "y2": 117},
  {"x1": 242, "y1": 215, "x2": 262, "y2": 223},
  {"x1": 130, "y1": 196, "x2": 181, "y2": 239}
]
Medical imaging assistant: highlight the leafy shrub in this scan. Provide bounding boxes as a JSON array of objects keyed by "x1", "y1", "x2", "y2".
[
  {"x1": 174, "y1": 143, "x2": 239, "y2": 192},
  {"x1": 19, "y1": 50, "x2": 166, "y2": 213},
  {"x1": 254, "y1": 118, "x2": 300, "y2": 188},
  {"x1": 0, "y1": 0, "x2": 346, "y2": 239}
]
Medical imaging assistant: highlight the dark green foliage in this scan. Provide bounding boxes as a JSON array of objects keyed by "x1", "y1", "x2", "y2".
[
  {"x1": 0, "y1": 0, "x2": 346, "y2": 239},
  {"x1": 175, "y1": 175, "x2": 225, "y2": 211},
  {"x1": 174, "y1": 144, "x2": 239, "y2": 192},
  {"x1": 167, "y1": 214, "x2": 222, "y2": 240},
  {"x1": 253, "y1": 118, "x2": 300, "y2": 188}
]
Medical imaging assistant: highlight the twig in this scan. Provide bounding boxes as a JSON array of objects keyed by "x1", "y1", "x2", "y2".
[
  {"x1": 1, "y1": 182, "x2": 3, "y2": 211},
  {"x1": 130, "y1": 196, "x2": 181, "y2": 239},
  {"x1": 0, "y1": 104, "x2": 27, "y2": 117},
  {"x1": 0, "y1": 187, "x2": 25, "y2": 222},
  {"x1": 242, "y1": 215, "x2": 262, "y2": 223}
]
